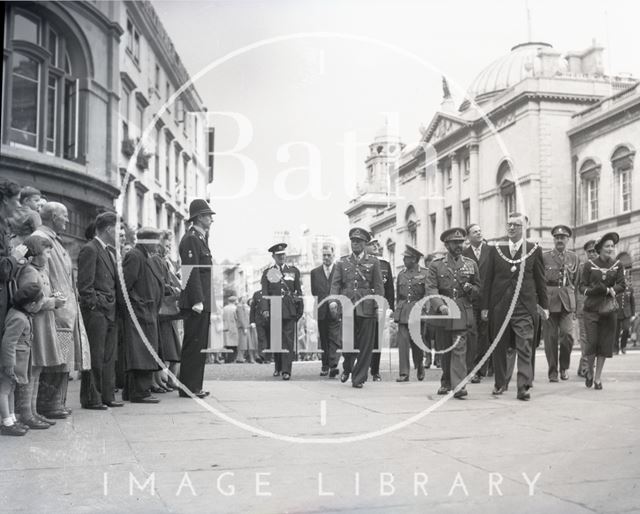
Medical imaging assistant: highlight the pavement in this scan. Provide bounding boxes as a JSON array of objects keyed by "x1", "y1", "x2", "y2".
[{"x1": 1, "y1": 348, "x2": 639, "y2": 514}]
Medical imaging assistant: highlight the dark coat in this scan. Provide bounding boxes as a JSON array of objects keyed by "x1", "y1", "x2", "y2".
[
  {"x1": 330, "y1": 252, "x2": 384, "y2": 318},
  {"x1": 310, "y1": 264, "x2": 336, "y2": 320},
  {"x1": 77, "y1": 238, "x2": 117, "y2": 321},
  {"x1": 0, "y1": 218, "x2": 19, "y2": 336},
  {"x1": 250, "y1": 290, "x2": 269, "y2": 326},
  {"x1": 579, "y1": 256, "x2": 625, "y2": 313},
  {"x1": 179, "y1": 226, "x2": 214, "y2": 313},
  {"x1": 260, "y1": 263, "x2": 302, "y2": 320},
  {"x1": 617, "y1": 281, "x2": 635, "y2": 319},
  {"x1": 480, "y1": 241, "x2": 548, "y2": 338},
  {"x1": 121, "y1": 246, "x2": 163, "y2": 371},
  {"x1": 378, "y1": 258, "x2": 395, "y2": 311}
]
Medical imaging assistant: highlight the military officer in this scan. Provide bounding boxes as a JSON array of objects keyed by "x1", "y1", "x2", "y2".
[
  {"x1": 330, "y1": 227, "x2": 384, "y2": 388},
  {"x1": 394, "y1": 245, "x2": 427, "y2": 382},
  {"x1": 178, "y1": 199, "x2": 216, "y2": 399},
  {"x1": 576, "y1": 240, "x2": 597, "y2": 376},
  {"x1": 366, "y1": 237, "x2": 395, "y2": 381},
  {"x1": 260, "y1": 243, "x2": 302, "y2": 380},
  {"x1": 543, "y1": 225, "x2": 579, "y2": 382},
  {"x1": 426, "y1": 228, "x2": 480, "y2": 399}
]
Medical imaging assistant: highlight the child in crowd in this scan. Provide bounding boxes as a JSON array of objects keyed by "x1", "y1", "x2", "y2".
[{"x1": 0, "y1": 283, "x2": 44, "y2": 436}]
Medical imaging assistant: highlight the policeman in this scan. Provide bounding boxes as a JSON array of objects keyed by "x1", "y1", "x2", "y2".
[
  {"x1": 178, "y1": 199, "x2": 215, "y2": 399},
  {"x1": 330, "y1": 227, "x2": 384, "y2": 388},
  {"x1": 543, "y1": 225, "x2": 579, "y2": 382},
  {"x1": 394, "y1": 245, "x2": 427, "y2": 382},
  {"x1": 366, "y1": 237, "x2": 395, "y2": 381},
  {"x1": 426, "y1": 228, "x2": 480, "y2": 399},
  {"x1": 260, "y1": 243, "x2": 302, "y2": 381}
]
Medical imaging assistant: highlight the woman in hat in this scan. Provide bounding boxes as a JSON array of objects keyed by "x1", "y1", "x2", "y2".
[{"x1": 579, "y1": 232, "x2": 625, "y2": 389}]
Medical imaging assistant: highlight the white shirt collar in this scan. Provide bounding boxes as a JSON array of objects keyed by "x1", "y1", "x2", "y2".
[{"x1": 94, "y1": 236, "x2": 108, "y2": 249}]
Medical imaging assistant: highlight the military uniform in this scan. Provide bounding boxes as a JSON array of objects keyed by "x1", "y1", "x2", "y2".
[
  {"x1": 260, "y1": 244, "x2": 302, "y2": 378},
  {"x1": 615, "y1": 269, "x2": 635, "y2": 354},
  {"x1": 542, "y1": 225, "x2": 579, "y2": 381},
  {"x1": 394, "y1": 246, "x2": 427, "y2": 381},
  {"x1": 178, "y1": 200, "x2": 215, "y2": 397},
  {"x1": 370, "y1": 256, "x2": 394, "y2": 379},
  {"x1": 426, "y1": 229, "x2": 480, "y2": 395},
  {"x1": 330, "y1": 228, "x2": 384, "y2": 387}
]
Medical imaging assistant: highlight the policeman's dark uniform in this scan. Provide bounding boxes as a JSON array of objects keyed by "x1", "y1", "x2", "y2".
[
  {"x1": 426, "y1": 228, "x2": 480, "y2": 397},
  {"x1": 393, "y1": 245, "x2": 427, "y2": 381},
  {"x1": 178, "y1": 200, "x2": 215, "y2": 397},
  {"x1": 260, "y1": 243, "x2": 302, "y2": 379},
  {"x1": 542, "y1": 225, "x2": 579, "y2": 381},
  {"x1": 368, "y1": 239, "x2": 394, "y2": 381},
  {"x1": 330, "y1": 228, "x2": 384, "y2": 388},
  {"x1": 250, "y1": 290, "x2": 270, "y2": 363}
]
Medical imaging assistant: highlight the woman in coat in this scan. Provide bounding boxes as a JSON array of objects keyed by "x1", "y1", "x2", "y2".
[
  {"x1": 579, "y1": 232, "x2": 626, "y2": 389},
  {"x1": 121, "y1": 228, "x2": 164, "y2": 403}
]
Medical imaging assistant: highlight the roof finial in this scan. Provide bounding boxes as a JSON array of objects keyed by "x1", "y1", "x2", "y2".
[
  {"x1": 442, "y1": 76, "x2": 451, "y2": 99},
  {"x1": 525, "y1": 0, "x2": 532, "y2": 42}
]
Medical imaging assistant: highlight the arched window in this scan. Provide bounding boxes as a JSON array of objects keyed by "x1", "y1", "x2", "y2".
[
  {"x1": 580, "y1": 159, "x2": 600, "y2": 222},
  {"x1": 611, "y1": 145, "x2": 635, "y2": 214},
  {"x1": 3, "y1": 5, "x2": 87, "y2": 160},
  {"x1": 405, "y1": 205, "x2": 418, "y2": 247},
  {"x1": 497, "y1": 160, "x2": 517, "y2": 223}
]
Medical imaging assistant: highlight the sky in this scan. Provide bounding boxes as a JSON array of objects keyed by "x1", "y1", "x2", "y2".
[{"x1": 151, "y1": 0, "x2": 640, "y2": 262}]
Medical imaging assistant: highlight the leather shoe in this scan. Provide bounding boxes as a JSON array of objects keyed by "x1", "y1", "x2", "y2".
[
  {"x1": 103, "y1": 401, "x2": 125, "y2": 407},
  {"x1": 282, "y1": 373, "x2": 291, "y2": 381},
  {"x1": 340, "y1": 372, "x2": 350, "y2": 383},
  {"x1": 594, "y1": 381, "x2": 603, "y2": 390},
  {"x1": 396, "y1": 375, "x2": 409, "y2": 382},
  {"x1": 517, "y1": 391, "x2": 531, "y2": 401},
  {"x1": 437, "y1": 386, "x2": 450, "y2": 395},
  {"x1": 549, "y1": 376, "x2": 559, "y2": 383},
  {"x1": 131, "y1": 396, "x2": 160, "y2": 404},
  {"x1": 329, "y1": 368, "x2": 340, "y2": 378},
  {"x1": 492, "y1": 386, "x2": 505, "y2": 395},
  {"x1": 470, "y1": 375, "x2": 481, "y2": 384},
  {"x1": 320, "y1": 369, "x2": 329, "y2": 377},
  {"x1": 417, "y1": 368, "x2": 425, "y2": 381},
  {"x1": 273, "y1": 371, "x2": 281, "y2": 377},
  {"x1": 560, "y1": 370, "x2": 569, "y2": 381},
  {"x1": 35, "y1": 414, "x2": 56, "y2": 425},
  {"x1": 196, "y1": 390, "x2": 210, "y2": 398},
  {"x1": 0, "y1": 424, "x2": 27, "y2": 436},
  {"x1": 83, "y1": 404, "x2": 108, "y2": 410},
  {"x1": 372, "y1": 374, "x2": 382, "y2": 382},
  {"x1": 40, "y1": 410, "x2": 68, "y2": 419},
  {"x1": 453, "y1": 389, "x2": 468, "y2": 399},
  {"x1": 352, "y1": 383, "x2": 363, "y2": 389},
  {"x1": 22, "y1": 417, "x2": 50, "y2": 429},
  {"x1": 585, "y1": 375, "x2": 593, "y2": 388}
]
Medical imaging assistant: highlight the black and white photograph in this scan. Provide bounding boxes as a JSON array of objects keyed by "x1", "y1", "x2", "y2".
[{"x1": 1, "y1": 0, "x2": 639, "y2": 512}]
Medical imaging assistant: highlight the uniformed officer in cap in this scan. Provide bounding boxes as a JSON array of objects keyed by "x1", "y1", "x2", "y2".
[
  {"x1": 366, "y1": 236, "x2": 395, "y2": 381},
  {"x1": 330, "y1": 227, "x2": 384, "y2": 388},
  {"x1": 426, "y1": 228, "x2": 480, "y2": 399},
  {"x1": 178, "y1": 199, "x2": 216, "y2": 398},
  {"x1": 542, "y1": 225, "x2": 579, "y2": 382},
  {"x1": 576, "y1": 240, "x2": 597, "y2": 377},
  {"x1": 394, "y1": 245, "x2": 427, "y2": 382},
  {"x1": 260, "y1": 243, "x2": 302, "y2": 380}
]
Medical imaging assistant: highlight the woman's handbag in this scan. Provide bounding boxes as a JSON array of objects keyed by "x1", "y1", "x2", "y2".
[
  {"x1": 159, "y1": 293, "x2": 181, "y2": 319},
  {"x1": 598, "y1": 295, "x2": 619, "y2": 315}
]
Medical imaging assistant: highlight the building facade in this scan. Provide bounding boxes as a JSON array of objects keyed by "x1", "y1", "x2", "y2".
[{"x1": 1, "y1": 1, "x2": 211, "y2": 258}]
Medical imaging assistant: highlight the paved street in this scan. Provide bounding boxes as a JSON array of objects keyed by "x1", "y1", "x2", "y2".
[{"x1": 2, "y1": 348, "x2": 639, "y2": 514}]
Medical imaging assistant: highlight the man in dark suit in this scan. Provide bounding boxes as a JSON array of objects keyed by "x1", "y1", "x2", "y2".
[
  {"x1": 330, "y1": 227, "x2": 384, "y2": 388},
  {"x1": 249, "y1": 290, "x2": 270, "y2": 364},
  {"x1": 366, "y1": 237, "x2": 394, "y2": 381},
  {"x1": 178, "y1": 199, "x2": 216, "y2": 399},
  {"x1": 260, "y1": 243, "x2": 303, "y2": 380},
  {"x1": 310, "y1": 244, "x2": 341, "y2": 378},
  {"x1": 77, "y1": 212, "x2": 122, "y2": 409},
  {"x1": 481, "y1": 212, "x2": 549, "y2": 401},
  {"x1": 542, "y1": 225, "x2": 579, "y2": 381},
  {"x1": 462, "y1": 223, "x2": 491, "y2": 383}
]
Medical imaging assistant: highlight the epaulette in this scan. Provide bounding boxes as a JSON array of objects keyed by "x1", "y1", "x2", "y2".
[
  {"x1": 433, "y1": 255, "x2": 445, "y2": 261},
  {"x1": 461, "y1": 255, "x2": 475, "y2": 263}
]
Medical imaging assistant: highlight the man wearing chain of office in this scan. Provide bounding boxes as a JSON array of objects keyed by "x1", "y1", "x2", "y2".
[{"x1": 481, "y1": 212, "x2": 549, "y2": 401}]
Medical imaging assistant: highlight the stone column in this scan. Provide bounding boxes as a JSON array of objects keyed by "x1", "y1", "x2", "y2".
[
  {"x1": 434, "y1": 162, "x2": 445, "y2": 251},
  {"x1": 451, "y1": 153, "x2": 461, "y2": 226},
  {"x1": 469, "y1": 144, "x2": 480, "y2": 226}
]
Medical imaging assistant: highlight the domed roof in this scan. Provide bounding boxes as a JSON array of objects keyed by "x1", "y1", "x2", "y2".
[{"x1": 466, "y1": 42, "x2": 555, "y2": 104}]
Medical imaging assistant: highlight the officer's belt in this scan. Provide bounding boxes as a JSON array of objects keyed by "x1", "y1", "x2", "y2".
[{"x1": 546, "y1": 281, "x2": 565, "y2": 286}]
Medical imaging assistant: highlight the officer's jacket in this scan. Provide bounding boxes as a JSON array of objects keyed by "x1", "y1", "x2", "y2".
[
  {"x1": 179, "y1": 226, "x2": 214, "y2": 313},
  {"x1": 330, "y1": 252, "x2": 384, "y2": 318},
  {"x1": 543, "y1": 249, "x2": 579, "y2": 313},
  {"x1": 379, "y1": 259, "x2": 395, "y2": 311},
  {"x1": 393, "y1": 266, "x2": 427, "y2": 324},
  {"x1": 426, "y1": 254, "x2": 480, "y2": 331},
  {"x1": 260, "y1": 263, "x2": 302, "y2": 320},
  {"x1": 578, "y1": 256, "x2": 625, "y2": 314},
  {"x1": 616, "y1": 277, "x2": 635, "y2": 319}
]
